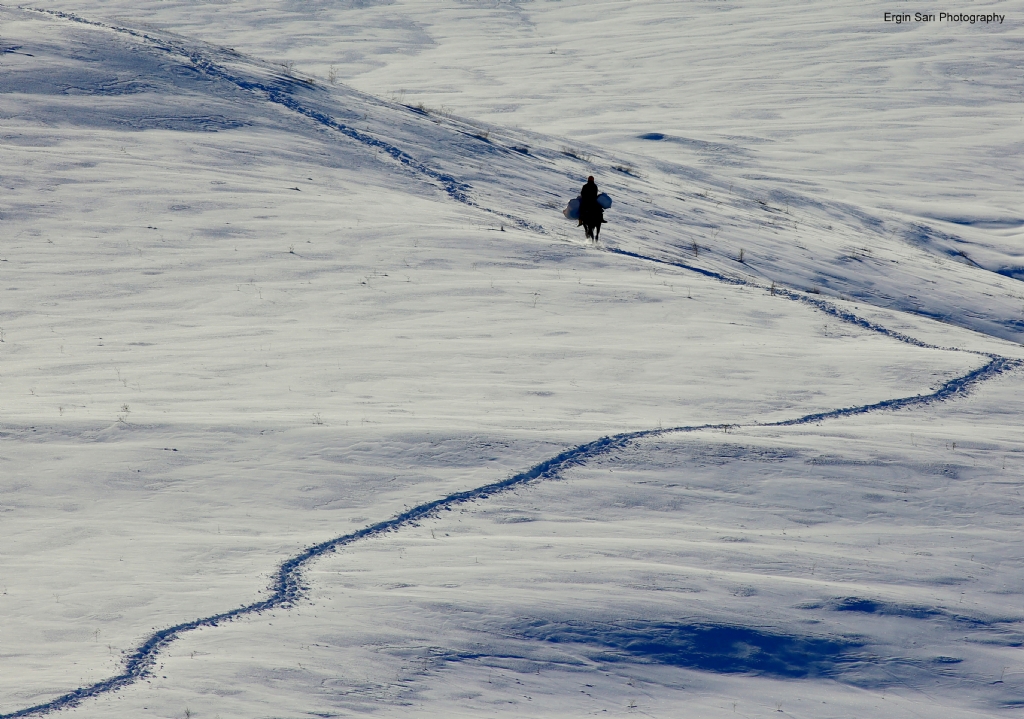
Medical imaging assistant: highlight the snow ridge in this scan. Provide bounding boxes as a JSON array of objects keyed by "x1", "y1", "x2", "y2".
[
  {"x1": 20, "y1": 6, "x2": 549, "y2": 233},
  {"x1": 21, "y1": 8, "x2": 461, "y2": 199}
]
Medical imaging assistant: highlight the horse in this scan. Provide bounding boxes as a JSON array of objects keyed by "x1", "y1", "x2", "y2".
[{"x1": 580, "y1": 202, "x2": 604, "y2": 241}]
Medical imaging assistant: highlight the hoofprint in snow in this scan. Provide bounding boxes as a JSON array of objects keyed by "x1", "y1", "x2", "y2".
[{"x1": 1, "y1": 3, "x2": 1023, "y2": 719}]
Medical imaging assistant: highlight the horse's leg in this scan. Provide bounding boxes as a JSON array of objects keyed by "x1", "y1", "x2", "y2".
[{"x1": 594, "y1": 223, "x2": 600, "y2": 242}]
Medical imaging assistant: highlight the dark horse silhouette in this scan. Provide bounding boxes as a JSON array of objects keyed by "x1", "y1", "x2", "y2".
[
  {"x1": 581, "y1": 203, "x2": 603, "y2": 241},
  {"x1": 578, "y1": 176, "x2": 604, "y2": 241}
]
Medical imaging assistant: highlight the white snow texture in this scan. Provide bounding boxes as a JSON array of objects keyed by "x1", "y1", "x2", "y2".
[{"x1": 1, "y1": 2, "x2": 1023, "y2": 718}]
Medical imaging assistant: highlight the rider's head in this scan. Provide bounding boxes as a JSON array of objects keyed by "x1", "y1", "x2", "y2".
[{"x1": 587, "y1": 176, "x2": 595, "y2": 183}]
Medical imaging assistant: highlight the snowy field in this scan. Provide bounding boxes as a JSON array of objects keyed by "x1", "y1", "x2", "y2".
[{"x1": 1, "y1": 2, "x2": 1023, "y2": 717}]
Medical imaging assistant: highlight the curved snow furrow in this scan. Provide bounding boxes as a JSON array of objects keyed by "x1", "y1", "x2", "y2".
[
  {"x1": 4, "y1": 353, "x2": 1020, "y2": 718},
  {"x1": 764, "y1": 355, "x2": 1020, "y2": 427},
  {"x1": 606, "y1": 247, "x2": 985, "y2": 354},
  {"x1": 608, "y1": 247, "x2": 752, "y2": 286},
  {"x1": 22, "y1": 6, "x2": 548, "y2": 234},
  {"x1": 24, "y1": 8, "x2": 466, "y2": 201},
  {"x1": 0, "y1": 432, "x2": 644, "y2": 719}
]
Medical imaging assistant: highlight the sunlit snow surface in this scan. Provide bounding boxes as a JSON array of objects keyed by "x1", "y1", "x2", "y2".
[{"x1": 1, "y1": 2, "x2": 1023, "y2": 718}]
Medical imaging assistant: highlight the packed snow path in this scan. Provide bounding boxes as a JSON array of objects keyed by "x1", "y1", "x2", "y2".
[{"x1": 0, "y1": 344, "x2": 1018, "y2": 718}]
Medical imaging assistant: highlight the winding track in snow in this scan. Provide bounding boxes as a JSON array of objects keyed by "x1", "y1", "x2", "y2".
[
  {"x1": 3, "y1": 8, "x2": 1021, "y2": 717},
  {"x1": 1, "y1": 352, "x2": 1017, "y2": 719},
  {"x1": 18, "y1": 5, "x2": 546, "y2": 234},
  {"x1": 609, "y1": 249, "x2": 961, "y2": 351}
]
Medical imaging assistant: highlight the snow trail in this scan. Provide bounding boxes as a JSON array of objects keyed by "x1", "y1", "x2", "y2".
[
  {"x1": 1, "y1": 348, "x2": 1017, "y2": 719},
  {"x1": 20, "y1": 6, "x2": 548, "y2": 233},
  {"x1": 4, "y1": 7, "x2": 1020, "y2": 716},
  {"x1": 607, "y1": 248, "x2": 955, "y2": 351}
]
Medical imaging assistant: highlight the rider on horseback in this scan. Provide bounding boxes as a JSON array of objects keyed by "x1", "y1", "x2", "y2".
[{"x1": 578, "y1": 176, "x2": 604, "y2": 239}]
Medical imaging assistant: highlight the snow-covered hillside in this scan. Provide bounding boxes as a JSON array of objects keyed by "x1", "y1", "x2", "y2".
[{"x1": 1, "y1": 2, "x2": 1023, "y2": 718}]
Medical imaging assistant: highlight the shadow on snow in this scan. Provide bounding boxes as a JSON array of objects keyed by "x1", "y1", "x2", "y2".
[{"x1": 518, "y1": 619, "x2": 866, "y2": 680}]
